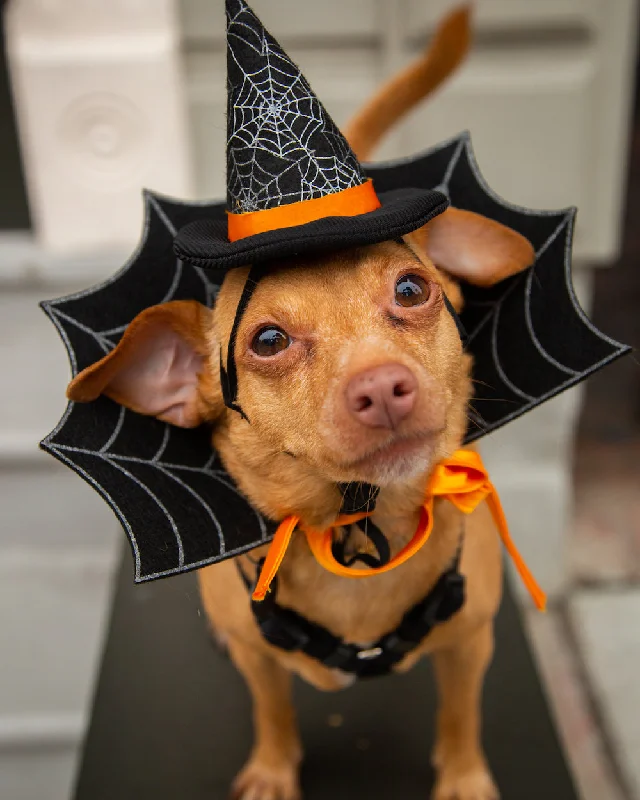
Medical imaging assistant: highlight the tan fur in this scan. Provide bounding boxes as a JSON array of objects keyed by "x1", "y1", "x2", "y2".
[
  {"x1": 67, "y1": 301, "x2": 224, "y2": 427},
  {"x1": 65, "y1": 11, "x2": 539, "y2": 793},
  {"x1": 70, "y1": 232, "x2": 519, "y2": 799},
  {"x1": 198, "y1": 241, "x2": 502, "y2": 800},
  {"x1": 411, "y1": 207, "x2": 536, "y2": 288}
]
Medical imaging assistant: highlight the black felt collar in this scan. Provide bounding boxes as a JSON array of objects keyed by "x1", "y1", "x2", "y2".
[{"x1": 40, "y1": 132, "x2": 631, "y2": 584}]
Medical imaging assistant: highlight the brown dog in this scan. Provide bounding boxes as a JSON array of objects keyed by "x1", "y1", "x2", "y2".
[{"x1": 67, "y1": 9, "x2": 536, "y2": 800}]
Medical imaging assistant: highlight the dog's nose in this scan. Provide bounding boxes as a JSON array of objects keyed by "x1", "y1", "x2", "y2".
[{"x1": 345, "y1": 363, "x2": 418, "y2": 429}]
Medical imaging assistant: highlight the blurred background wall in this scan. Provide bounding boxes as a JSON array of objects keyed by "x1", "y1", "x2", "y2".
[{"x1": 0, "y1": 1, "x2": 637, "y2": 798}]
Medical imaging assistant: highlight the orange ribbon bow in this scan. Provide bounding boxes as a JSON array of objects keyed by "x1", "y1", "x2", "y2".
[{"x1": 252, "y1": 449, "x2": 546, "y2": 611}]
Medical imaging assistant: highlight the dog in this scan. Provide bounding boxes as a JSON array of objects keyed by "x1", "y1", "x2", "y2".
[{"x1": 67, "y1": 7, "x2": 535, "y2": 799}]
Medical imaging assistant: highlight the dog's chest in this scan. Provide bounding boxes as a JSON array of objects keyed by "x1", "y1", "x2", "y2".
[{"x1": 272, "y1": 532, "x2": 455, "y2": 645}]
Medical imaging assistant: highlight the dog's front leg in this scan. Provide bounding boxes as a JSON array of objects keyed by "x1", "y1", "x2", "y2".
[
  {"x1": 228, "y1": 637, "x2": 302, "y2": 800},
  {"x1": 431, "y1": 622, "x2": 499, "y2": 800}
]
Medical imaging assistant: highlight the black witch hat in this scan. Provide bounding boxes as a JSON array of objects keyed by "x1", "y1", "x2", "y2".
[
  {"x1": 173, "y1": 0, "x2": 447, "y2": 270},
  {"x1": 176, "y1": 0, "x2": 448, "y2": 418}
]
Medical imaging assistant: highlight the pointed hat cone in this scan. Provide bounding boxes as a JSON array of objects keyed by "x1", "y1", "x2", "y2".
[
  {"x1": 226, "y1": 0, "x2": 369, "y2": 215},
  {"x1": 174, "y1": 0, "x2": 447, "y2": 271}
]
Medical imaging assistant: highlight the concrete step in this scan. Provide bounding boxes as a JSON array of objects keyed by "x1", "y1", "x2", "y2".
[
  {"x1": 570, "y1": 589, "x2": 640, "y2": 800},
  {"x1": 0, "y1": 461, "x2": 118, "y2": 551},
  {"x1": 0, "y1": 287, "x2": 74, "y2": 439},
  {"x1": 0, "y1": 286, "x2": 118, "y2": 551},
  {"x1": 0, "y1": 551, "x2": 118, "y2": 800},
  {"x1": 0, "y1": 744, "x2": 79, "y2": 800},
  {"x1": 0, "y1": 552, "x2": 117, "y2": 720}
]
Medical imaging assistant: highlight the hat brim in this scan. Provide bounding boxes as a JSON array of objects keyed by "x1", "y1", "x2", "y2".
[{"x1": 173, "y1": 188, "x2": 447, "y2": 274}]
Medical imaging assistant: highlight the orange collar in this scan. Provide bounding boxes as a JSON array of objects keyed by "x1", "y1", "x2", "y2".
[{"x1": 252, "y1": 449, "x2": 546, "y2": 611}]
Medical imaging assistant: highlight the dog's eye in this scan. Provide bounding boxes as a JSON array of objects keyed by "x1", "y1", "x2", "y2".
[
  {"x1": 395, "y1": 274, "x2": 430, "y2": 307},
  {"x1": 251, "y1": 326, "x2": 291, "y2": 357}
]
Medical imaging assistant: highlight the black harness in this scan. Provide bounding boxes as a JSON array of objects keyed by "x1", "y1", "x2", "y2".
[{"x1": 240, "y1": 532, "x2": 466, "y2": 679}]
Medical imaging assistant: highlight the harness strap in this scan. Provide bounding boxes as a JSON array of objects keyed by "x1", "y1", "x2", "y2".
[{"x1": 239, "y1": 535, "x2": 465, "y2": 678}]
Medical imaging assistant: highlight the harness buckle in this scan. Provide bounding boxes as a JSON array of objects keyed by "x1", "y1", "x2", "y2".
[
  {"x1": 322, "y1": 643, "x2": 359, "y2": 670},
  {"x1": 356, "y1": 646, "x2": 384, "y2": 661}
]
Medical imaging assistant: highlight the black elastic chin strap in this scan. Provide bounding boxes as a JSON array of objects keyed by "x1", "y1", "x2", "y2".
[
  {"x1": 220, "y1": 264, "x2": 264, "y2": 420},
  {"x1": 331, "y1": 518, "x2": 391, "y2": 569},
  {"x1": 397, "y1": 237, "x2": 467, "y2": 345},
  {"x1": 332, "y1": 482, "x2": 390, "y2": 568},
  {"x1": 338, "y1": 482, "x2": 380, "y2": 514},
  {"x1": 443, "y1": 292, "x2": 467, "y2": 345}
]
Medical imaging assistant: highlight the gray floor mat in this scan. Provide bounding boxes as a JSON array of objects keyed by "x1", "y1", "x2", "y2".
[{"x1": 74, "y1": 551, "x2": 577, "y2": 799}]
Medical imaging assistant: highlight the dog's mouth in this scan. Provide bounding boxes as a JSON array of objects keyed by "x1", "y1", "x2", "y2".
[{"x1": 333, "y1": 430, "x2": 442, "y2": 485}]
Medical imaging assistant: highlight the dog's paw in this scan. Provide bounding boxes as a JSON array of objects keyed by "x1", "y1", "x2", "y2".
[
  {"x1": 231, "y1": 758, "x2": 301, "y2": 800},
  {"x1": 432, "y1": 762, "x2": 499, "y2": 800}
]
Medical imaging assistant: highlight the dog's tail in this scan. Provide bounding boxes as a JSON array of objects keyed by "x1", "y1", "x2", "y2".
[{"x1": 343, "y1": 5, "x2": 472, "y2": 161}]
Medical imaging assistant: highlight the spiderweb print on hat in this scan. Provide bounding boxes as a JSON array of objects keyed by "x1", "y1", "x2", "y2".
[{"x1": 226, "y1": 0, "x2": 366, "y2": 213}]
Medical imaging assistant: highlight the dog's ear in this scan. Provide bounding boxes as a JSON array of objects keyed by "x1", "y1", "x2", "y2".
[
  {"x1": 67, "y1": 300, "x2": 223, "y2": 428},
  {"x1": 407, "y1": 207, "x2": 535, "y2": 288}
]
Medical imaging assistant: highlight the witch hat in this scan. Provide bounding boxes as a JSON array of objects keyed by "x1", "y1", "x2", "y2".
[{"x1": 173, "y1": 0, "x2": 447, "y2": 270}]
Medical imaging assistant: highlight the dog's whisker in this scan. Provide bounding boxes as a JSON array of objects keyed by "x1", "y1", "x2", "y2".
[
  {"x1": 339, "y1": 481, "x2": 352, "y2": 512},
  {"x1": 469, "y1": 396, "x2": 520, "y2": 405},
  {"x1": 466, "y1": 412, "x2": 487, "y2": 433},
  {"x1": 470, "y1": 378, "x2": 496, "y2": 389}
]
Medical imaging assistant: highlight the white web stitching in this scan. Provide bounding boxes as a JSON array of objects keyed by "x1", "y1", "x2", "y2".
[
  {"x1": 226, "y1": 2, "x2": 364, "y2": 212},
  {"x1": 43, "y1": 190, "x2": 272, "y2": 579},
  {"x1": 427, "y1": 135, "x2": 628, "y2": 439}
]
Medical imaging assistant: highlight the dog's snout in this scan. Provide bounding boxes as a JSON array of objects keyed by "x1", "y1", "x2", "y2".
[{"x1": 345, "y1": 363, "x2": 417, "y2": 429}]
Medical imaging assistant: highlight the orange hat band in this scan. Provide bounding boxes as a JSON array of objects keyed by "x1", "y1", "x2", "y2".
[{"x1": 227, "y1": 180, "x2": 382, "y2": 242}]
